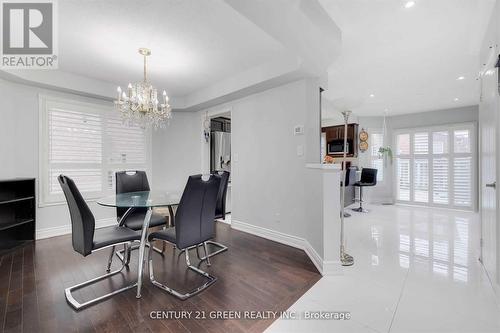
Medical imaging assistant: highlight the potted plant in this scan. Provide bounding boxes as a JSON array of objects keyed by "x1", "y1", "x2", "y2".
[{"x1": 378, "y1": 146, "x2": 393, "y2": 166}]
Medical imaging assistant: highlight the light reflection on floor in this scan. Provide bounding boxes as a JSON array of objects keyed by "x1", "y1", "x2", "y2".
[
  {"x1": 398, "y1": 211, "x2": 471, "y2": 283},
  {"x1": 267, "y1": 204, "x2": 500, "y2": 333}
]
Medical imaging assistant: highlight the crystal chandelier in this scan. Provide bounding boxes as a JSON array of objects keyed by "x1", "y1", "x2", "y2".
[{"x1": 114, "y1": 48, "x2": 172, "y2": 129}]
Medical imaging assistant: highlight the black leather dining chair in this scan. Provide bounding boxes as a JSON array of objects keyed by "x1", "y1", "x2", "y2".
[
  {"x1": 111, "y1": 171, "x2": 168, "y2": 265},
  {"x1": 116, "y1": 171, "x2": 167, "y2": 230},
  {"x1": 352, "y1": 168, "x2": 378, "y2": 213},
  {"x1": 178, "y1": 171, "x2": 230, "y2": 261},
  {"x1": 214, "y1": 171, "x2": 230, "y2": 220},
  {"x1": 58, "y1": 175, "x2": 141, "y2": 310},
  {"x1": 148, "y1": 174, "x2": 221, "y2": 300}
]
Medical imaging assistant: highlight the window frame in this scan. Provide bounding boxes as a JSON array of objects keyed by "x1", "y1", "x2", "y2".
[
  {"x1": 392, "y1": 122, "x2": 476, "y2": 211},
  {"x1": 367, "y1": 128, "x2": 385, "y2": 183},
  {"x1": 38, "y1": 94, "x2": 152, "y2": 207}
]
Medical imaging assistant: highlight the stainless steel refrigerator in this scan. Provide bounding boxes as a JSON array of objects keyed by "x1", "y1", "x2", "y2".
[{"x1": 211, "y1": 131, "x2": 231, "y2": 173}]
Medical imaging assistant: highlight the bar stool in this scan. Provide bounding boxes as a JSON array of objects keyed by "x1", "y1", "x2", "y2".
[{"x1": 352, "y1": 168, "x2": 378, "y2": 213}]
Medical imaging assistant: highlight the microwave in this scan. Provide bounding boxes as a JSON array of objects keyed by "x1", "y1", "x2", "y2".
[{"x1": 328, "y1": 140, "x2": 349, "y2": 154}]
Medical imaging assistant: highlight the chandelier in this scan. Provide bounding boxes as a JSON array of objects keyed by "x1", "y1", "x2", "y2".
[{"x1": 114, "y1": 48, "x2": 172, "y2": 129}]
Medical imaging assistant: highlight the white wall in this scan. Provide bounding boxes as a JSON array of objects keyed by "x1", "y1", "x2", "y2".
[
  {"x1": 152, "y1": 112, "x2": 202, "y2": 192},
  {"x1": 0, "y1": 78, "x2": 118, "y2": 237},
  {"x1": 198, "y1": 79, "x2": 324, "y2": 256},
  {"x1": 388, "y1": 105, "x2": 478, "y2": 129},
  {"x1": 356, "y1": 105, "x2": 479, "y2": 204}
]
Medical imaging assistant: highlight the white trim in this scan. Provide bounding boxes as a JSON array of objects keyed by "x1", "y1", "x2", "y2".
[
  {"x1": 231, "y1": 219, "x2": 341, "y2": 276},
  {"x1": 36, "y1": 217, "x2": 117, "y2": 240},
  {"x1": 215, "y1": 218, "x2": 231, "y2": 225}
]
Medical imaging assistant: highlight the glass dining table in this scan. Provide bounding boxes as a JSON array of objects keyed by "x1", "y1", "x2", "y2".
[{"x1": 97, "y1": 190, "x2": 181, "y2": 298}]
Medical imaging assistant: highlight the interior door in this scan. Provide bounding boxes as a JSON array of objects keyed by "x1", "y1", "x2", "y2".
[{"x1": 479, "y1": 52, "x2": 499, "y2": 285}]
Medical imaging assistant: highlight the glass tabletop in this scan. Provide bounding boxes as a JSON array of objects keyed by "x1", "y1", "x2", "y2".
[{"x1": 96, "y1": 191, "x2": 181, "y2": 208}]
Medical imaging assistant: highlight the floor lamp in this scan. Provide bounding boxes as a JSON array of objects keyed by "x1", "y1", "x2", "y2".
[{"x1": 340, "y1": 110, "x2": 354, "y2": 266}]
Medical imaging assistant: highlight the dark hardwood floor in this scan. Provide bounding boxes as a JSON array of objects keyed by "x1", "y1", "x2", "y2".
[{"x1": 0, "y1": 223, "x2": 321, "y2": 333}]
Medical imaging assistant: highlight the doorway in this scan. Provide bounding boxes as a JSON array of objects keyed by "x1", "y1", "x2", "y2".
[{"x1": 201, "y1": 110, "x2": 232, "y2": 222}]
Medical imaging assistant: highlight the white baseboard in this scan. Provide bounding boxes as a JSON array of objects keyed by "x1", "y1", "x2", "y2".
[
  {"x1": 36, "y1": 218, "x2": 117, "y2": 240},
  {"x1": 216, "y1": 218, "x2": 231, "y2": 225},
  {"x1": 231, "y1": 219, "x2": 341, "y2": 276}
]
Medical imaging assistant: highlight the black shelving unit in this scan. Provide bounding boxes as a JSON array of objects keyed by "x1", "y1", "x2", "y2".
[{"x1": 0, "y1": 178, "x2": 36, "y2": 250}]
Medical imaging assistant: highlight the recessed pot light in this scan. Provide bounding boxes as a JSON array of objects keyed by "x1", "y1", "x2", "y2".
[
  {"x1": 404, "y1": 1, "x2": 416, "y2": 8},
  {"x1": 454, "y1": 98, "x2": 459, "y2": 101},
  {"x1": 457, "y1": 76, "x2": 465, "y2": 80},
  {"x1": 369, "y1": 94, "x2": 375, "y2": 98}
]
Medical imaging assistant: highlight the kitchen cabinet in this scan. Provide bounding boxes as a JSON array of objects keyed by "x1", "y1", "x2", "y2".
[{"x1": 322, "y1": 123, "x2": 359, "y2": 157}]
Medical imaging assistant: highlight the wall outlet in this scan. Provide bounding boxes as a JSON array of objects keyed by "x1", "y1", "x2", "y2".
[{"x1": 297, "y1": 145, "x2": 304, "y2": 156}]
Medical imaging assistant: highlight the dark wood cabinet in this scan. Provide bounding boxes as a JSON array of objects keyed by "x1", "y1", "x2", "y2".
[
  {"x1": 322, "y1": 123, "x2": 359, "y2": 157},
  {"x1": 0, "y1": 178, "x2": 36, "y2": 251}
]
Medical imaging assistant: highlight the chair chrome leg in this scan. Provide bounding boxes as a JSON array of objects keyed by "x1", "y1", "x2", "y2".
[
  {"x1": 106, "y1": 245, "x2": 116, "y2": 273},
  {"x1": 66, "y1": 244, "x2": 138, "y2": 310},
  {"x1": 203, "y1": 242, "x2": 211, "y2": 266},
  {"x1": 152, "y1": 244, "x2": 165, "y2": 255},
  {"x1": 195, "y1": 244, "x2": 202, "y2": 260},
  {"x1": 197, "y1": 241, "x2": 228, "y2": 261},
  {"x1": 114, "y1": 241, "x2": 164, "y2": 266},
  {"x1": 148, "y1": 246, "x2": 216, "y2": 300}
]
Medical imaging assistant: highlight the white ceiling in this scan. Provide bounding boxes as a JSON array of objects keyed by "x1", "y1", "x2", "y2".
[
  {"x1": 319, "y1": 0, "x2": 496, "y2": 117},
  {"x1": 58, "y1": 0, "x2": 287, "y2": 97}
]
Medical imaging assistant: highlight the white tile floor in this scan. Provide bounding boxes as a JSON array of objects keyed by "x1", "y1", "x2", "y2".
[{"x1": 266, "y1": 204, "x2": 500, "y2": 333}]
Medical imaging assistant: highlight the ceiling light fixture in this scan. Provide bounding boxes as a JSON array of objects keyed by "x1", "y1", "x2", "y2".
[
  {"x1": 404, "y1": 1, "x2": 416, "y2": 8},
  {"x1": 457, "y1": 76, "x2": 465, "y2": 80},
  {"x1": 115, "y1": 48, "x2": 172, "y2": 129},
  {"x1": 369, "y1": 94, "x2": 375, "y2": 98},
  {"x1": 454, "y1": 98, "x2": 459, "y2": 101}
]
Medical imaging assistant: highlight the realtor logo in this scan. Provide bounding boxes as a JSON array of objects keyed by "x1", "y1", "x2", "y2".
[{"x1": 1, "y1": 0, "x2": 58, "y2": 69}]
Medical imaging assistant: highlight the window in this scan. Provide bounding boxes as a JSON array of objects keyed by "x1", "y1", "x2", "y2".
[
  {"x1": 39, "y1": 96, "x2": 151, "y2": 205},
  {"x1": 369, "y1": 130, "x2": 384, "y2": 182},
  {"x1": 394, "y1": 123, "x2": 475, "y2": 210}
]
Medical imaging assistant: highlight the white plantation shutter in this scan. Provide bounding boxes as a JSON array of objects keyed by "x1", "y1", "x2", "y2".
[
  {"x1": 105, "y1": 115, "x2": 148, "y2": 191},
  {"x1": 414, "y1": 159, "x2": 429, "y2": 202},
  {"x1": 397, "y1": 158, "x2": 411, "y2": 201},
  {"x1": 432, "y1": 131, "x2": 448, "y2": 154},
  {"x1": 48, "y1": 109, "x2": 102, "y2": 164},
  {"x1": 47, "y1": 108, "x2": 103, "y2": 198},
  {"x1": 397, "y1": 134, "x2": 410, "y2": 155},
  {"x1": 453, "y1": 157, "x2": 472, "y2": 206},
  {"x1": 369, "y1": 131, "x2": 384, "y2": 181},
  {"x1": 394, "y1": 124, "x2": 475, "y2": 210},
  {"x1": 432, "y1": 158, "x2": 449, "y2": 204},
  {"x1": 454, "y1": 130, "x2": 470, "y2": 153},
  {"x1": 107, "y1": 116, "x2": 146, "y2": 165},
  {"x1": 40, "y1": 96, "x2": 150, "y2": 205},
  {"x1": 413, "y1": 132, "x2": 429, "y2": 154}
]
